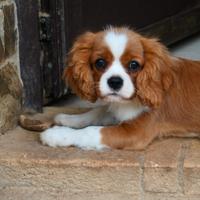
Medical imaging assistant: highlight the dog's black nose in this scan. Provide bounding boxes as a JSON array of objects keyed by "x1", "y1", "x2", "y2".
[{"x1": 107, "y1": 76, "x2": 123, "y2": 91}]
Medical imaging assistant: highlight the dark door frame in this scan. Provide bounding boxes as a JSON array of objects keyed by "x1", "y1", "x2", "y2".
[
  {"x1": 16, "y1": 0, "x2": 43, "y2": 112},
  {"x1": 40, "y1": 0, "x2": 66, "y2": 105}
]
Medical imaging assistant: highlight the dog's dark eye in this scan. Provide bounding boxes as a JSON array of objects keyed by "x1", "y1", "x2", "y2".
[
  {"x1": 128, "y1": 60, "x2": 141, "y2": 72},
  {"x1": 95, "y1": 59, "x2": 107, "y2": 70}
]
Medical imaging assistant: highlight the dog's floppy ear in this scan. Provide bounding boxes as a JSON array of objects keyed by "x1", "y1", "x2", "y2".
[
  {"x1": 136, "y1": 37, "x2": 173, "y2": 108},
  {"x1": 63, "y1": 32, "x2": 97, "y2": 102}
]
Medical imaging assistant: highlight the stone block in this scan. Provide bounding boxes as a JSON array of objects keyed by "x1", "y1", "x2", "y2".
[
  {"x1": 0, "y1": 127, "x2": 142, "y2": 196},
  {"x1": 184, "y1": 168, "x2": 200, "y2": 195},
  {"x1": 0, "y1": 165, "x2": 140, "y2": 195},
  {"x1": 0, "y1": 38, "x2": 4, "y2": 63},
  {"x1": 0, "y1": 8, "x2": 4, "y2": 63},
  {"x1": 184, "y1": 140, "x2": 200, "y2": 168},
  {"x1": 0, "y1": 187, "x2": 139, "y2": 200},
  {"x1": 143, "y1": 138, "x2": 182, "y2": 193},
  {"x1": 144, "y1": 193, "x2": 200, "y2": 200},
  {"x1": 3, "y1": 4, "x2": 16, "y2": 58},
  {"x1": 144, "y1": 167, "x2": 178, "y2": 193},
  {"x1": 183, "y1": 140, "x2": 200, "y2": 195},
  {"x1": 0, "y1": 108, "x2": 199, "y2": 199},
  {"x1": 144, "y1": 138, "x2": 182, "y2": 168},
  {"x1": 0, "y1": 63, "x2": 22, "y2": 133}
]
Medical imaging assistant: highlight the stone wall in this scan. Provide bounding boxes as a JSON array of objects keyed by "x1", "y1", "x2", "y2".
[{"x1": 0, "y1": 0, "x2": 22, "y2": 134}]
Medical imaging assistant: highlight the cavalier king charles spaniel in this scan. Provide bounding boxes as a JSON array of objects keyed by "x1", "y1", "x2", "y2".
[{"x1": 40, "y1": 27, "x2": 200, "y2": 150}]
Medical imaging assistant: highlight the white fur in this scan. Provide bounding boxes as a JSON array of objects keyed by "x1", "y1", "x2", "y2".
[
  {"x1": 105, "y1": 31, "x2": 127, "y2": 58},
  {"x1": 54, "y1": 106, "x2": 117, "y2": 128},
  {"x1": 54, "y1": 108, "x2": 102, "y2": 128},
  {"x1": 100, "y1": 60, "x2": 135, "y2": 99},
  {"x1": 54, "y1": 99, "x2": 147, "y2": 128},
  {"x1": 99, "y1": 31, "x2": 135, "y2": 99},
  {"x1": 108, "y1": 99, "x2": 149, "y2": 122},
  {"x1": 41, "y1": 101, "x2": 148, "y2": 150},
  {"x1": 41, "y1": 126, "x2": 107, "y2": 150}
]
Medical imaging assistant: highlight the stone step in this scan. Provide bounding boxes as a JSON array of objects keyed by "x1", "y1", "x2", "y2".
[{"x1": 0, "y1": 107, "x2": 200, "y2": 200}]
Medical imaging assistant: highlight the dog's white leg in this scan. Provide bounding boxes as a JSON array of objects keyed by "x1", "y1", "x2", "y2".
[
  {"x1": 54, "y1": 106, "x2": 117, "y2": 128},
  {"x1": 54, "y1": 107, "x2": 104, "y2": 128},
  {"x1": 40, "y1": 126, "x2": 107, "y2": 150}
]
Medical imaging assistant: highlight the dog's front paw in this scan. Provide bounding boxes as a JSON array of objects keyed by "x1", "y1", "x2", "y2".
[
  {"x1": 40, "y1": 125, "x2": 106, "y2": 150},
  {"x1": 54, "y1": 114, "x2": 85, "y2": 128},
  {"x1": 40, "y1": 126, "x2": 76, "y2": 147},
  {"x1": 54, "y1": 114, "x2": 68, "y2": 125}
]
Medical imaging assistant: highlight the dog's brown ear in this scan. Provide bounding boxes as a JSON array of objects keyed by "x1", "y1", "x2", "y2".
[
  {"x1": 63, "y1": 32, "x2": 97, "y2": 102},
  {"x1": 136, "y1": 37, "x2": 173, "y2": 108}
]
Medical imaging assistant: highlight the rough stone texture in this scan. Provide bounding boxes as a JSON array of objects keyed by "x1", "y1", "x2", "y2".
[
  {"x1": 0, "y1": 63, "x2": 22, "y2": 133},
  {"x1": 0, "y1": 187, "x2": 139, "y2": 200},
  {"x1": 0, "y1": 165, "x2": 140, "y2": 195},
  {"x1": 144, "y1": 167, "x2": 178, "y2": 193},
  {"x1": 143, "y1": 139, "x2": 183, "y2": 193},
  {"x1": 0, "y1": 1, "x2": 22, "y2": 134},
  {"x1": 184, "y1": 140, "x2": 200, "y2": 195},
  {"x1": 0, "y1": 2, "x2": 16, "y2": 62},
  {"x1": 0, "y1": 125, "x2": 141, "y2": 199},
  {"x1": 3, "y1": 4, "x2": 16, "y2": 58},
  {"x1": 184, "y1": 140, "x2": 200, "y2": 168},
  {"x1": 144, "y1": 138, "x2": 183, "y2": 168},
  {"x1": 0, "y1": 7, "x2": 5, "y2": 63},
  {"x1": 144, "y1": 193, "x2": 200, "y2": 200},
  {"x1": 0, "y1": 38, "x2": 4, "y2": 63},
  {"x1": 184, "y1": 168, "x2": 200, "y2": 195},
  {"x1": 0, "y1": 106, "x2": 199, "y2": 199}
]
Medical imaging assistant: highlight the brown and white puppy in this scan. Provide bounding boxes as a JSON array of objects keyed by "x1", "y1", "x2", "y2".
[{"x1": 40, "y1": 27, "x2": 200, "y2": 150}]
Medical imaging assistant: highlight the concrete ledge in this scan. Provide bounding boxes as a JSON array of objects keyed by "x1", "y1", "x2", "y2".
[{"x1": 0, "y1": 107, "x2": 199, "y2": 200}]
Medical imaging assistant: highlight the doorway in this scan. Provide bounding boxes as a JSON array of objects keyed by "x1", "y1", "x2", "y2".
[{"x1": 16, "y1": 0, "x2": 200, "y2": 112}]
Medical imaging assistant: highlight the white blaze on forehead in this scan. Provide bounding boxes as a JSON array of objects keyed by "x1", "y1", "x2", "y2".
[
  {"x1": 104, "y1": 31, "x2": 127, "y2": 59},
  {"x1": 99, "y1": 30, "x2": 135, "y2": 100}
]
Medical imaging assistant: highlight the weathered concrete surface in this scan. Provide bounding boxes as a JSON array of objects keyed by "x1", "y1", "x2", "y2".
[
  {"x1": 0, "y1": 126, "x2": 141, "y2": 200},
  {"x1": 0, "y1": 106, "x2": 199, "y2": 200}
]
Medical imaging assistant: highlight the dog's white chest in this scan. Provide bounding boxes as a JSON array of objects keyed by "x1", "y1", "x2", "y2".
[{"x1": 108, "y1": 100, "x2": 148, "y2": 122}]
